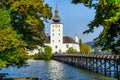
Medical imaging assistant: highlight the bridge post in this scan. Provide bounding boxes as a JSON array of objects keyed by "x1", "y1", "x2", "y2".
[{"x1": 52, "y1": 53, "x2": 120, "y2": 79}]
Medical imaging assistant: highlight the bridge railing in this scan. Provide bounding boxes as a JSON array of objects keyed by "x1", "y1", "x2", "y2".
[{"x1": 52, "y1": 53, "x2": 120, "y2": 79}]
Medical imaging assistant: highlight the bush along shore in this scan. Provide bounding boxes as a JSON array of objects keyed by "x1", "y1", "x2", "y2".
[
  {"x1": 31, "y1": 46, "x2": 52, "y2": 61},
  {"x1": 31, "y1": 52, "x2": 51, "y2": 61}
]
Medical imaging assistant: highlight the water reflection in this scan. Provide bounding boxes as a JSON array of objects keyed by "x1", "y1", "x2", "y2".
[
  {"x1": 46, "y1": 61, "x2": 64, "y2": 80},
  {"x1": 0, "y1": 60, "x2": 99, "y2": 80}
]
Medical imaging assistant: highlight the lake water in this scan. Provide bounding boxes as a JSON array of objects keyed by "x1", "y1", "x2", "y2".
[{"x1": 0, "y1": 60, "x2": 100, "y2": 80}]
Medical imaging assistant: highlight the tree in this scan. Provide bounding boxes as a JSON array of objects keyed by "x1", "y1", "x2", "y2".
[
  {"x1": 0, "y1": 9, "x2": 27, "y2": 68},
  {"x1": 79, "y1": 39, "x2": 83, "y2": 51},
  {"x1": 79, "y1": 39, "x2": 92, "y2": 53},
  {"x1": 67, "y1": 47, "x2": 78, "y2": 53},
  {"x1": 44, "y1": 46, "x2": 52, "y2": 60},
  {"x1": 0, "y1": 0, "x2": 52, "y2": 49},
  {"x1": 80, "y1": 44, "x2": 92, "y2": 53},
  {"x1": 72, "y1": 0, "x2": 120, "y2": 54},
  {"x1": 0, "y1": 0, "x2": 52, "y2": 68}
]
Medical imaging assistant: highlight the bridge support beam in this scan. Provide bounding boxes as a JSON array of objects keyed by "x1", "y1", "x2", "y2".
[{"x1": 53, "y1": 54, "x2": 120, "y2": 79}]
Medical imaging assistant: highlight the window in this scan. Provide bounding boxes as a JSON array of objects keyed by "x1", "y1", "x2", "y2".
[
  {"x1": 59, "y1": 33, "x2": 60, "y2": 36},
  {"x1": 59, "y1": 29, "x2": 60, "y2": 31},
  {"x1": 59, "y1": 40, "x2": 60, "y2": 42},
  {"x1": 52, "y1": 25, "x2": 54, "y2": 27},
  {"x1": 66, "y1": 45, "x2": 69, "y2": 48},
  {"x1": 52, "y1": 40, "x2": 54, "y2": 42},
  {"x1": 52, "y1": 29, "x2": 54, "y2": 31},
  {"x1": 55, "y1": 45, "x2": 58, "y2": 49},
  {"x1": 52, "y1": 34, "x2": 54, "y2": 36}
]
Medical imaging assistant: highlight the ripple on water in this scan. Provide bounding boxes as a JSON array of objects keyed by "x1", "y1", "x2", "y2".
[{"x1": 0, "y1": 60, "x2": 99, "y2": 80}]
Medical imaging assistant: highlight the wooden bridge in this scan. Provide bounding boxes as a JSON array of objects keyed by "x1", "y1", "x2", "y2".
[{"x1": 53, "y1": 53, "x2": 120, "y2": 79}]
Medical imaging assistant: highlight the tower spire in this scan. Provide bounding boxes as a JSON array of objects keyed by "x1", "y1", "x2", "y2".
[{"x1": 52, "y1": 5, "x2": 61, "y2": 23}]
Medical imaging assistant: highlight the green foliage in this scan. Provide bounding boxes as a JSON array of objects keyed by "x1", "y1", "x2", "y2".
[
  {"x1": 32, "y1": 46, "x2": 52, "y2": 60},
  {"x1": 44, "y1": 46, "x2": 52, "y2": 60},
  {"x1": 0, "y1": 0, "x2": 52, "y2": 67},
  {"x1": 10, "y1": 0, "x2": 52, "y2": 49},
  {"x1": 67, "y1": 47, "x2": 78, "y2": 53},
  {"x1": 0, "y1": 0, "x2": 52, "y2": 49},
  {"x1": 0, "y1": 9, "x2": 10, "y2": 29},
  {"x1": 0, "y1": 9, "x2": 27, "y2": 68},
  {"x1": 0, "y1": 28, "x2": 28, "y2": 67},
  {"x1": 32, "y1": 52, "x2": 45, "y2": 60},
  {"x1": 79, "y1": 39, "x2": 82, "y2": 51},
  {"x1": 80, "y1": 44, "x2": 92, "y2": 53},
  {"x1": 0, "y1": 59, "x2": 8, "y2": 68},
  {"x1": 72, "y1": 0, "x2": 120, "y2": 54},
  {"x1": 79, "y1": 39, "x2": 92, "y2": 53}
]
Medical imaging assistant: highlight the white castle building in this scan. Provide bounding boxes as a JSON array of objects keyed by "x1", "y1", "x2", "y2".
[
  {"x1": 28, "y1": 7, "x2": 80, "y2": 55},
  {"x1": 44, "y1": 7, "x2": 79, "y2": 53}
]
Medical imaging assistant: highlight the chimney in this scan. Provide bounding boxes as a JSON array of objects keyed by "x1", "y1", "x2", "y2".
[{"x1": 75, "y1": 34, "x2": 79, "y2": 43}]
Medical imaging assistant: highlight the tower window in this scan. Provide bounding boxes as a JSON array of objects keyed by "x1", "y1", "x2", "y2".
[
  {"x1": 66, "y1": 45, "x2": 69, "y2": 48},
  {"x1": 52, "y1": 34, "x2": 54, "y2": 36},
  {"x1": 59, "y1": 33, "x2": 60, "y2": 36},
  {"x1": 52, "y1": 25, "x2": 54, "y2": 27},
  {"x1": 55, "y1": 45, "x2": 58, "y2": 49},
  {"x1": 59, "y1": 40, "x2": 60, "y2": 42},
  {"x1": 52, "y1": 29, "x2": 54, "y2": 31},
  {"x1": 52, "y1": 40, "x2": 54, "y2": 42},
  {"x1": 59, "y1": 29, "x2": 60, "y2": 31}
]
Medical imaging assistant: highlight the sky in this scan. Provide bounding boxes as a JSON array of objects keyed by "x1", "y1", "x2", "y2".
[{"x1": 44, "y1": 0, "x2": 103, "y2": 43}]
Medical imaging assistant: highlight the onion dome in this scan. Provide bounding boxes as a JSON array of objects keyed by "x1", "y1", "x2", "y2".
[{"x1": 52, "y1": 6, "x2": 61, "y2": 22}]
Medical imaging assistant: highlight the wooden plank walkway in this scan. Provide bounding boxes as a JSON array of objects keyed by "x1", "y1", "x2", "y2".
[{"x1": 53, "y1": 53, "x2": 120, "y2": 79}]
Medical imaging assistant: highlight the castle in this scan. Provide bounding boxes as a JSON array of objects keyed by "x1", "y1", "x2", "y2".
[
  {"x1": 28, "y1": 7, "x2": 79, "y2": 54},
  {"x1": 44, "y1": 7, "x2": 79, "y2": 53}
]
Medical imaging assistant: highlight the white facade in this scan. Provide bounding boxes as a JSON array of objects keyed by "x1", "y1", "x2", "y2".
[
  {"x1": 45, "y1": 7, "x2": 80, "y2": 53},
  {"x1": 28, "y1": 7, "x2": 80, "y2": 54},
  {"x1": 28, "y1": 46, "x2": 44, "y2": 55},
  {"x1": 50, "y1": 23, "x2": 63, "y2": 53}
]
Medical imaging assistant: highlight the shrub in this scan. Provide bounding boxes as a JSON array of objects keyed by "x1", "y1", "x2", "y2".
[
  {"x1": 32, "y1": 46, "x2": 52, "y2": 61},
  {"x1": 44, "y1": 46, "x2": 52, "y2": 60},
  {"x1": 67, "y1": 47, "x2": 77, "y2": 53},
  {"x1": 32, "y1": 52, "x2": 45, "y2": 60}
]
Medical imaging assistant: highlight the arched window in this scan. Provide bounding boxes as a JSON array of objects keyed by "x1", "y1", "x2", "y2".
[
  {"x1": 55, "y1": 45, "x2": 58, "y2": 49},
  {"x1": 52, "y1": 40, "x2": 54, "y2": 42},
  {"x1": 66, "y1": 45, "x2": 69, "y2": 48}
]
